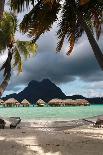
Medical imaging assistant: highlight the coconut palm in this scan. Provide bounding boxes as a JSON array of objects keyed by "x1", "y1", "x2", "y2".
[
  {"x1": 0, "y1": 12, "x2": 37, "y2": 96},
  {"x1": 10, "y1": 0, "x2": 103, "y2": 69}
]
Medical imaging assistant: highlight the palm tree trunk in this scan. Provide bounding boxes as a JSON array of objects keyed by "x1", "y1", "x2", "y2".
[
  {"x1": 82, "y1": 20, "x2": 103, "y2": 70},
  {"x1": 0, "y1": 0, "x2": 5, "y2": 20},
  {"x1": 0, "y1": 73, "x2": 11, "y2": 97},
  {"x1": 0, "y1": 49, "x2": 12, "y2": 97}
]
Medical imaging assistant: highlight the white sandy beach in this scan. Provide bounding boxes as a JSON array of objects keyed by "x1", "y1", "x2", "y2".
[{"x1": 0, "y1": 118, "x2": 103, "y2": 155}]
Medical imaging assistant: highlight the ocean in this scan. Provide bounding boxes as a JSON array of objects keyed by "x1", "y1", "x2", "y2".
[{"x1": 0, "y1": 104, "x2": 103, "y2": 120}]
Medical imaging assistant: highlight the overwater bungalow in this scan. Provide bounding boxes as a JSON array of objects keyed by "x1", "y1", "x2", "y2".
[
  {"x1": 0, "y1": 99, "x2": 4, "y2": 106},
  {"x1": 48, "y1": 98, "x2": 90, "y2": 107},
  {"x1": 62, "y1": 99, "x2": 76, "y2": 106},
  {"x1": 62, "y1": 99, "x2": 90, "y2": 106},
  {"x1": 15, "y1": 102, "x2": 21, "y2": 107},
  {"x1": 48, "y1": 99, "x2": 63, "y2": 107},
  {"x1": 75, "y1": 99, "x2": 90, "y2": 106},
  {"x1": 4, "y1": 98, "x2": 19, "y2": 107},
  {"x1": 21, "y1": 99, "x2": 30, "y2": 107},
  {"x1": 36, "y1": 99, "x2": 45, "y2": 107}
]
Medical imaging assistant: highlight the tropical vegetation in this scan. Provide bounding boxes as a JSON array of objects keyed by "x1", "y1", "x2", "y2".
[
  {"x1": 0, "y1": 12, "x2": 37, "y2": 96},
  {"x1": 10, "y1": 0, "x2": 103, "y2": 69},
  {"x1": 0, "y1": 0, "x2": 103, "y2": 96}
]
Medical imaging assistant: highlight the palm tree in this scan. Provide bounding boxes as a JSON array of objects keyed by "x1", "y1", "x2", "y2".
[
  {"x1": 0, "y1": 12, "x2": 37, "y2": 96},
  {"x1": 10, "y1": 0, "x2": 103, "y2": 69}
]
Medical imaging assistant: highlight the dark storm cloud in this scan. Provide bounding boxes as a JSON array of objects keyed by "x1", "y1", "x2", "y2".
[
  {"x1": 2, "y1": 26, "x2": 103, "y2": 92},
  {"x1": 1, "y1": 1, "x2": 102, "y2": 96}
]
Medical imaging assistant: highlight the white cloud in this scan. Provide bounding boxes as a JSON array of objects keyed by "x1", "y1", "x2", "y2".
[
  {"x1": 88, "y1": 81, "x2": 103, "y2": 89},
  {"x1": 86, "y1": 89, "x2": 103, "y2": 98}
]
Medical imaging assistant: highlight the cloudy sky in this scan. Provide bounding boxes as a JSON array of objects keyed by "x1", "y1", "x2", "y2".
[{"x1": 0, "y1": 3, "x2": 103, "y2": 98}]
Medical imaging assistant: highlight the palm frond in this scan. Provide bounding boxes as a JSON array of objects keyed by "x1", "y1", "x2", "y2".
[
  {"x1": 10, "y1": 0, "x2": 59, "y2": 12},
  {"x1": 20, "y1": 0, "x2": 60, "y2": 41},
  {"x1": 10, "y1": 0, "x2": 35, "y2": 12},
  {"x1": 10, "y1": 0, "x2": 103, "y2": 54},
  {"x1": 57, "y1": 0, "x2": 103, "y2": 53},
  {"x1": 79, "y1": 0, "x2": 103, "y2": 39},
  {"x1": 17, "y1": 40, "x2": 37, "y2": 58},
  {"x1": 13, "y1": 46, "x2": 23, "y2": 72},
  {"x1": 19, "y1": 0, "x2": 94, "y2": 54},
  {"x1": 57, "y1": 0, "x2": 82, "y2": 53},
  {"x1": 67, "y1": 33, "x2": 75, "y2": 55},
  {"x1": 13, "y1": 41, "x2": 37, "y2": 73},
  {"x1": 25, "y1": 42, "x2": 38, "y2": 55},
  {"x1": 0, "y1": 12, "x2": 38, "y2": 74},
  {"x1": 17, "y1": 41, "x2": 30, "y2": 59},
  {"x1": 0, "y1": 51, "x2": 12, "y2": 77},
  {"x1": 0, "y1": 12, "x2": 17, "y2": 51}
]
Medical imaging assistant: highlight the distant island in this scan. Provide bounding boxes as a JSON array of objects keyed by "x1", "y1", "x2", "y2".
[{"x1": 1, "y1": 79, "x2": 103, "y2": 104}]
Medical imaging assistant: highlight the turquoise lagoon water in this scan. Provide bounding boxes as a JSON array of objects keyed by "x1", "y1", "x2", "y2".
[{"x1": 0, "y1": 104, "x2": 103, "y2": 120}]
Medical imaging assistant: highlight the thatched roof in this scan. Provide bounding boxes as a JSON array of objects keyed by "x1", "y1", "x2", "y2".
[
  {"x1": 62, "y1": 99, "x2": 75, "y2": 105},
  {"x1": 63, "y1": 99, "x2": 74, "y2": 102},
  {"x1": 75, "y1": 99, "x2": 89, "y2": 105},
  {"x1": 48, "y1": 98, "x2": 89, "y2": 106},
  {"x1": 5, "y1": 98, "x2": 19, "y2": 104},
  {"x1": 21, "y1": 99, "x2": 30, "y2": 105},
  {"x1": 15, "y1": 102, "x2": 20, "y2": 105},
  {"x1": 48, "y1": 99, "x2": 63, "y2": 105},
  {"x1": 36, "y1": 99, "x2": 45, "y2": 104},
  {"x1": 76, "y1": 99, "x2": 88, "y2": 102}
]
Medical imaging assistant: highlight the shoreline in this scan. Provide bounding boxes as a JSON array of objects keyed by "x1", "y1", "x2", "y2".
[
  {"x1": 2, "y1": 113, "x2": 103, "y2": 130},
  {"x1": 21, "y1": 113, "x2": 103, "y2": 123},
  {"x1": 20, "y1": 112, "x2": 103, "y2": 121},
  {"x1": 14, "y1": 114, "x2": 103, "y2": 133}
]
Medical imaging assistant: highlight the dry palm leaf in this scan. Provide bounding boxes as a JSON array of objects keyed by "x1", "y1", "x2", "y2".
[
  {"x1": 80, "y1": 0, "x2": 90, "y2": 6},
  {"x1": 92, "y1": 9, "x2": 102, "y2": 40},
  {"x1": 67, "y1": 33, "x2": 75, "y2": 55}
]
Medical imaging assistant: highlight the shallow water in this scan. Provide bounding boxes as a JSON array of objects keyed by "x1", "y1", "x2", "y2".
[{"x1": 0, "y1": 104, "x2": 103, "y2": 120}]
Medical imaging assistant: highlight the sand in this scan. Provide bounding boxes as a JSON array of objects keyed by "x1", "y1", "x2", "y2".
[{"x1": 0, "y1": 119, "x2": 103, "y2": 155}]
